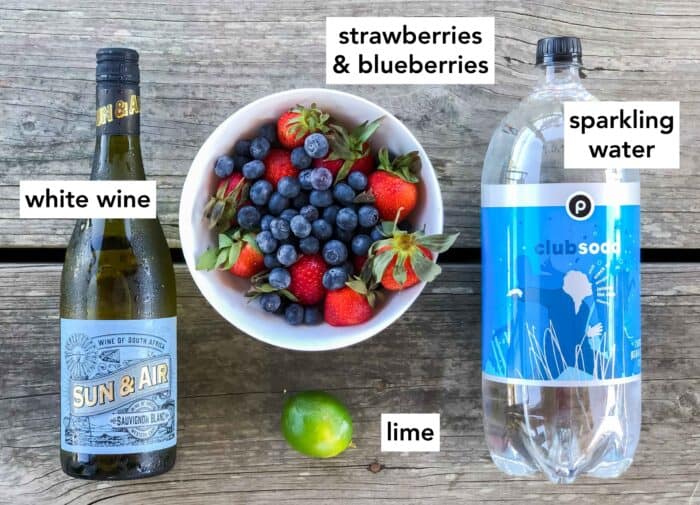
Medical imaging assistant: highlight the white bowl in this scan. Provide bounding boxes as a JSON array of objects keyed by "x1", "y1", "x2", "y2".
[{"x1": 179, "y1": 88, "x2": 444, "y2": 351}]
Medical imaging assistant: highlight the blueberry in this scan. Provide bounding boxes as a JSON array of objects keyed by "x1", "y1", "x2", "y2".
[
  {"x1": 214, "y1": 155, "x2": 235, "y2": 178},
  {"x1": 290, "y1": 215, "x2": 312, "y2": 238},
  {"x1": 348, "y1": 171, "x2": 367, "y2": 191},
  {"x1": 284, "y1": 303, "x2": 304, "y2": 325},
  {"x1": 234, "y1": 155, "x2": 251, "y2": 170},
  {"x1": 264, "y1": 253, "x2": 282, "y2": 269},
  {"x1": 237, "y1": 205, "x2": 261, "y2": 230},
  {"x1": 299, "y1": 205, "x2": 319, "y2": 222},
  {"x1": 280, "y1": 208, "x2": 298, "y2": 222},
  {"x1": 351, "y1": 234, "x2": 372, "y2": 256},
  {"x1": 304, "y1": 133, "x2": 330, "y2": 159},
  {"x1": 333, "y1": 183, "x2": 355, "y2": 206},
  {"x1": 250, "y1": 136, "x2": 271, "y2": 160},
  {"x1": 277, "y1": 244, "x2": 298, "y2": 266},
  {"x1": 250, "y1": 179, "x2": 273, "y2": 206},
  {"x1": 268, "y1": 192, "x2": 289, "y2": 216},
  {"x1": 292, "y1": 192, "x2": 309, "y2": 210},
  {"x1": 322, "y1": 240, "x2": 348, "y2": 266},
  {"x1": 303, "y1": 306, "x2": 322, "y2": 325},
  {"x1": 358, "y1": 205, "x2": 379, "y2": 228},
  {"x1": 270, "y1": 218, "x2": 290, "y2": 241},
  {"x1": 278, "y1": 176, "x2": 301, "y2": 198},
  {"x1": 255, "y1": 230, "x2": 277, "y2": 254},
  {"x1": 269, "y1": 267, "x2": 291, "y2": 289},
  {"x1": 260, "y1": 293, "x2": 281, "y2": 313},
  {"x1": 370, "y1": 227, "x2": 385, "y2": 242},
  {"x1": 309, "y1": 189, "x2": 333, "y2": 207},
  {"x1": 310, "y1": 167, "x2": 333, "y2": 191},
  {"x1": 299, "y1": 236, "x2": 320, "y2": 255},
  {"x1": 260, "y1": 214, "x2": 274, "y2": 231},
  {"x1": 259, "y1": 123, "x2": 277, "y2": 144},
  {"x1": 336, "y1": 207, "x2": 358, "y2": 231},
  {"x1": 234, "y1": 139, "x2": 252, "y2": 156},
  {"x1": 312, "y1": 219, "x2": 333, "y2": 241},
  {"x1": 291, "y1": 147, "x2": 312, "y2": 169},
  {"x1": 322, "y1": 266, "x2": 348, "y2": 291},
  {"x1": 242, "y1": 159, "x2": 265, "y2": 180},
  {"x1": 322, "y1": 205, "x2": 340, "y2": 224},
  {"x1": 335, "y1": 227, "x2": 354, "y2": 243},
  {"x1": 298, "y1": 169, "x2": 314, "y2": 190}
]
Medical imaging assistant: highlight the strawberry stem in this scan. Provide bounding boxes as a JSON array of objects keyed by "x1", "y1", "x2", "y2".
[
  {"x1": 328, "y1": 116, "x2": 384, "y2": 182},
  {"x1": 376, "y1": 148, "x2": 421, "y2": 183},
  {"x1": 286, "y1": 103, "x2": 330, "y2": 138}
]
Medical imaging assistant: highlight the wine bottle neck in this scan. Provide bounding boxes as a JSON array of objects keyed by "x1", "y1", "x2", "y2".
[
  {"x1": 91, "y1": 135, "x2": 145, "y2": 180},
  {"x1": 92, "y1": 83, "x2": 145, "y2": 181}
]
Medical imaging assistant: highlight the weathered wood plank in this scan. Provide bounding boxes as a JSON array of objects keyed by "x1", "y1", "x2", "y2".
[
  {"x1": 0, "y1": 263, "x2": 698, "y2": 504},
  {"x1": 0, "y1": 0, "x2": 698, "y2": 248}
]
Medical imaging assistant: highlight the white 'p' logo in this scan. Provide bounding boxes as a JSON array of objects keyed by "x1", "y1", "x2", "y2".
[{"x1": 566, "y1": 191, "x2": 595, "y2": 221}]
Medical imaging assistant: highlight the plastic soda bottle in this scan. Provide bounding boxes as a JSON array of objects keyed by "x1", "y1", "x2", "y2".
[{"x1": 480, "y1": 37, "x2": 641, "y2": 483}]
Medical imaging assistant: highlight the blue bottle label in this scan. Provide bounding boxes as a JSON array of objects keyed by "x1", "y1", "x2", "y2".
[
  {"x1": 481, "y1": 183, "x2": 641, "y2": 385},
  {"x1": 60, "y1": 317, "x2": 177, "y2": 454}
]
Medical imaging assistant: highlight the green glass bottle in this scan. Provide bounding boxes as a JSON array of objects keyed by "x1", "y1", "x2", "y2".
[{"x1": 60, "y1": 48, "x2": 177, "y2": 479}]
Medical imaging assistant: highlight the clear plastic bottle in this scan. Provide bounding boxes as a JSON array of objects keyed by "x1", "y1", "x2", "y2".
[{"x1": 480, "y1": 37, "x2": 641, "y2": 483}]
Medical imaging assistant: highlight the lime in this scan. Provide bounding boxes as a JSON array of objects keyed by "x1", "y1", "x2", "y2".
[{"x1": 281, "y1": 391, "x2": 353, "y2": 458}]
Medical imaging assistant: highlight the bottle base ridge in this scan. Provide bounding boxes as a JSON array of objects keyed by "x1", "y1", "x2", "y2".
[
  {"x1": 60, "y1": 448, "x2": 176, "y2": 480},
  {"x1": 482, "y1": 377, "x2": 640, "y2": 484}
]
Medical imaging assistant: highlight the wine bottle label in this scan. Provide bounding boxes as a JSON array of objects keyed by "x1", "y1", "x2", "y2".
[
  {"x1": 95, "y1": 85, "x2": 140, "y2": 135},
  {"x1": 60, "y1": 317, "x2": 176, "y2": 454},
  {"x1": 481, "y1": 183, "x2": 641, "y2": 386}
]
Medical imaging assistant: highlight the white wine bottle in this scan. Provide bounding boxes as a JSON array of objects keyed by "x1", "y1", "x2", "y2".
[{"x1": 60, "y1": 48, "x2": 177, "y2": 479}]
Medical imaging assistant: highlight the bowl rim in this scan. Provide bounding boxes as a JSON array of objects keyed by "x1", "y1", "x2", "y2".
[{"x1": 179, "y1": 87, "x2": 444, "y2": 351}]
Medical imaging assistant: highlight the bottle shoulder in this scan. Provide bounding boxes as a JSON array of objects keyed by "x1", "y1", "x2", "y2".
[
  {"x1": 482, "y1": 87, "x2": 637, "y2": 185},
  {"x1": 499, "y1": 86, "x2": 596, "y2": 126},
  {"x1": 61, "y1": 218, "x2": 176, "y2": 319},
  {"x1": 64, "y1": 219, "x2": 170, "y2": 256}
]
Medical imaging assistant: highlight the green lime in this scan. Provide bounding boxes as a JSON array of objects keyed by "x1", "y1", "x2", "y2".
[{"x1": 281, "y1": 391, "x2": 353, "y2": 458}]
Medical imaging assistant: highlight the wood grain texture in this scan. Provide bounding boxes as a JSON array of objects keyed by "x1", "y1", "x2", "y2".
[
  {"x1": 0, "y1": 0, "x2": 699, "y2": 248},
  {"x1": 0, "y1": 263, "x2": 699, "y2": 504}
]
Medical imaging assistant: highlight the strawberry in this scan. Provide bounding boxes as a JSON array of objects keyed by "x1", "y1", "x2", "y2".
[
  {"x1": 376, "y1": 245, "x2": 432, "y2": 290},
  {"x1": 312, "y1": 156, "x2": 343, "y2": 174},
  {"x1": 314, "y1": 118, "x2": 383, "y2": 181},
  {"x1": 277, "y1": 104, "x2": 330, "y2": 149},
  {"x1": 365, "y1": 220, "x2": 459, "y2": 291},
  {"x1": 264, "y1": 148, "x2": 297, "y2": 189},
  {"x1": 324, "y1": 278, "x2": 375, "y2": 326},
  {"x1": 352, "y1": 254, "x2": 367, "y2": 274},
  {"x1": 203, "y1": 172, "x2": 248, "y2": 230},
  {"x1": 312, "y1": 154, "x2": 375, "y2": 177},
  {"x1": 367, "y1": 148, "x2": 420, "y2": 222},
  {"x1": 288, "y1": 254, "x2": 327, "y2": 305},
  {"x1": 230, "y1": 241, "x2": 265, "y2": 278},
  {"x1": 195, "y1": 229, "x2": 264, "y2": 278}
]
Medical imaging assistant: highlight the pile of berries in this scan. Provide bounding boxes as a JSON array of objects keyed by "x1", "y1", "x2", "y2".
[{"x1": 197, "y1": 103, "x2": 458, "y2": 326}]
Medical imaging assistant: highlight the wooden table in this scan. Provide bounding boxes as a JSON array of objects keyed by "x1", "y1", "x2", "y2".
[{"x1": 1, "y1": 1, "x2": 698, "y2": 504}]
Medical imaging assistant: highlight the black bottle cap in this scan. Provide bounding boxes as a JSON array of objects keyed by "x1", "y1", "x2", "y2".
[
  {"x1": 96, "y1": 47, "x2": 140, "y2": 84},
  {"x1": 535, "y1": 37, "x2": 582, "y2": 65}
]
